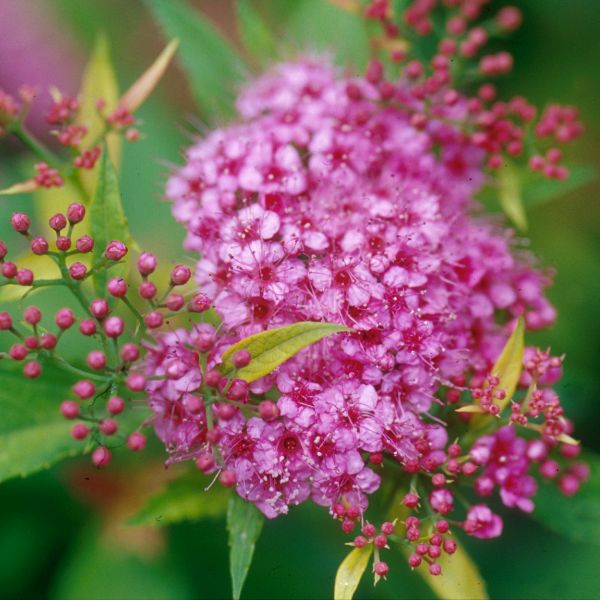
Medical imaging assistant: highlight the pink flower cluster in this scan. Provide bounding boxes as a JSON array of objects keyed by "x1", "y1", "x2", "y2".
[{"x1": 151, "y1": 57, "x2": 559, "y2": 519}]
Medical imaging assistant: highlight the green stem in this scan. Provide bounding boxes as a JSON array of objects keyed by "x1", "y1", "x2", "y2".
[
  {"x1": 11, "y1": 125, "x2": 60, "y2": 166},
  {"x1": 50, "y1": 354, "x2": 110, "y2": 382}
]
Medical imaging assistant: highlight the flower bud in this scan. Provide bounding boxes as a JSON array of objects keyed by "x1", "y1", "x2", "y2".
[
  {"x1": 137, "y1": 252, "x2": 157, "y2": 276},
  {"x1": 11, "y1": 212, "x2": 30, "y2": 233},
  {"x1": 120, "y1": 343, "x2": 139, "y2": 362},
  {"x1": 16, "y1": 269, "x2": 34, "y2": 285},
  {"x1": 31, "y1": 237, "x2": 49, "y2": 255},
  {"x1": 196, "y1": 452, "x2": 215, "y2": 473},
  {"x1": 188, "y1": 293, "x2": 211, "y2": 313},
  {"x1": 103, "y1": 316, "x2": 124, "y2": 338},
  {"x1": 0, "y1": 311, "x2": 13, "y2": 329},
  {"x1": 233, "y1": 349, "x2": 251, "y2": 368},
  {"x1": 24, "y1": 336, "x2": 38, "y2": 349},
  {"x1": 60, "y1": 400, "x2": 80, "y2": 419},
  {"x1": 23, "y1": 306, "x2": 42, "y2": 324},
  {"x1": 165, "y1": 293, "x2": 185, "y2": 311},
  {"x1": 219, "y1": 469, "x2": 236, "y2": 487},
  {"x1": 144, "y1": 311, "x2": 164, "y2": 329},
  {"x1": 90, "y1": 298, "x2": 109, "y2": 319},
  {"x1": 226, "y1": 378, "x2": 249, "y2": 402},
  {"x1": 40, "y1": 333, "x2": 57, "y2": 349},
  {"x1": 79, "y1": 319, "x2": 97, "y2": 336},
  {"x1": 71, "y1": 423, "x2": 89, "y2": 440},
  {"x1": 170, "y1": 264, "x2": 191, "y2": 286},
  {"x1": 76, "y1": 235, "x2": 94, "y2": 253},
  {"x1": 87, "y1": 350, "x2": 107, "y2": 370},
  {"x1": 126, "y1": 374, "x2": 146, "y2": 391},
  {"x1": 107, "y1": 277, "x2": 128, "y2": 297},
  {"x1": 56, "y1": 236, "x2": 71, "y2": 251},
  {"x1": 139, "y1": 281, "x2": 157, "y2": 299},
  {"x1": 1, "y1": 262, "x2": 17, "y2": 278},
  {"x1": 49, "y1": 213, "x2": 67, "y2": 232},
  {"x1": 55, "y1": 308, "x2": 75, "y2": 329},
  {"x1": 258, "y1": 400, "x2": 279, "y2": 422},
  {"x1": 0, "y1": 240, "x2": 7, "y2": 259},
  {"x1": 73, "y1": 379, "x2": 95, "y2": 399},
  {"x1": 23, "y1": 360, "x2": 41, "y2": 378},
  {"x1": 105, "y1": 240, "x2": 128, "y2": 261},
  {"x1": 100, "y1": 419, "x2": 118, "y2": 436},
  {"x1": 69, "y1": 261, "x2": 87, "y2": 280},
  {"x1": 67, "y1": 203, "x2": 86, "y2": 224},
  {"x1": 107, "y1": 396, "x2": 125, "y2": 415},
  {"x1": 127, "y1": 432, "x2": 146, "y2": 451},
  {"x1": 92, "y1": 447, "x2": 111, "y2": 468},
  {"x1": 182, "y1": 393, "x2": 204, "y2": 414},
  {"x1": 9, "y1": 344, "x2": 28, "y2": 360}
]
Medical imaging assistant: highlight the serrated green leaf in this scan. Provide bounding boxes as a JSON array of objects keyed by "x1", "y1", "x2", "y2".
[
  {"x1": 220, "y1": 322, "x2": 349, "y2": 382},
  {"x1": 532, "y1": 451, "x2": 600, "y2": 545},
  {"x1": 235, "y1": 1, "x2": 277, "y2": 66},
  {"x1": 227, "y1": 494, "x2": 264, "y2": 600},
  {"x1": 143, "y1": 0, "x2": 247, "y2": 120},
  {"x1": 89, "y1": 145, "x2": 131, "y2": 298},
  {"x1": 129, "y1": 474, "x2": 230, "y2": 526},
  {"x1": 333, "y1": 545, "x2": 372, "y2": 600},
  {"x1": 78, "y1": 34, "x2": 120, "y2": 195},
  {"x1": 498, "y1": 162, "x2": 528, "y2": 231},
  {"x1": 0, "y1": 364, "x2": 86, "y2": 484},
  {"x1": 471, "y1": 317, "x2": 524, "y2": 430}
]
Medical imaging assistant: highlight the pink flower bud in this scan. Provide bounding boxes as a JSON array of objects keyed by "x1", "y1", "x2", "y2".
[
  {"x1": 182, "y1": 393, "x2": 204, "y2": 414},
  {"x1": 126, "y1": 374, "x2": 146, "y2": 391},
  {"x1": 55, "y1": 308, "x2": 75, "y2": 329},
  {"x1": 71, "y1": 423, "x2": 90, "y2": 440},
  {"x1": 258, "y1": 400, "x2": 279, "y2": 422},
  {"x1": 196, "y1": 452, "x2": 215, "y2": 473},
  {"x1": 219, "y1": 469, "x2": 236, "y2": 487},
  {"x1": 107, "y1": 396, "x2": 125, "y2": 415},
  {"x1": 86, "y1": 351, "x2": 107, "y2": 370},
  {"x1": 23, "y1": 306, "x2": 42, "y2": 324},
  {"x1": 120, "y1": 343, "x2": 139, "y2": 363},
  {"x1": 0, "y1": 312, "x2": 12, "y2": 329},
  {"x1": 11, "y1": 212, "x2": 30, "y2": 233},
  {"x1": 73, "y1": 379, "x2": 95, "y2": 399},
  {"x1": 205, "y1": 369, "x2": 221, "y2": 388},
  {"x1": 139, "y1": 281, "x2": 157, "y2": 299},
  {"x1": 165, "y1": 293, "x2": 185, "y2": 311},
  {"x1": 107, "y1": 278, "x2": 128, "y2": 297},
  {"x1": 92, "y1": 447, "x2": 111, "y2": 468},
  {"x1": 103, "y1": 316, "x2": 124, "y2": 338},
  {"x1": 0, "y1": 240, "x2": 7, "y2": 259},
  {"x1": 76, "y1": 235, "x2": 94, "y2": 253},
  {"x1": 127, "y1": 432, "x2": 146, "y2": 451},
  {"x1": 137, "y1": 252, "x2": 157, "y2": 276},
  {"x1": 23, "y1": 360, "x2": 41, "y2": 378},
  {"x1": 24, "y1": 336, "x2": 38, "y2": 349},
  {"x1": 170, "y1": 264, "x2": 191, "y2": 286},
  {"x1": 226, "y1": 378, "x2": 249, "y2": 402},
  {"x1": 16, "y1": 269, "x2": 34, "y2": 286},
  {"x1": 31, "y1": 237, "x2": 49, "y2": 255},
  {"x1": 90, "y1": 298, "x2": 109, "y2": 319},
  {"x1": 40, "y1": 333, "x2": 57, "y2": 349},
  {"x1": 233, "y1": 349, "x2": 251, "y2": 368},
  {"x1": 105, "y1": 240, "x2": 128, "y2": 261},
  {"x1": 374, "y1": 561, "x2": 389, "y2": 577},
  {"x1": 60, "y1": 400, "x2": 80, "y2": 419},
  {"x1": 69, "y1": 262, "x2": 87, "y2": 280},
  {"x1": 49, "y1": 213, "x2": 67, "y2": 232},
  {"x1": 188, "y1": 293, "x2": 211, "y2": 313},
  {"x1": 1, "y1": 262, "x2": 17, "y2": 278},
  {"x1": 56, "y1": 236, "x2": 72, "y2": 251},
  {"x1": 100, "y1": 419, "x2": 118, "y2": 436},
  {"x1": 193, "y1": 332, "x2": 214, "y2": 352},
  {"x1": 79, "y1": 319, "x2": 97, "y2": 336},
  {"x1": 144, "y1": 311, "x2": 164, "y2": 329},
  {"x1": 496, "y1": 5, "x2": 522, "y2": 31},
  {"x1": 67, "y1": 203, "x2": 86, "y2": 224}
]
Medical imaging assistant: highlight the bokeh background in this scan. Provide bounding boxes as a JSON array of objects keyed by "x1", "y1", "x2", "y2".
[{"x1": 0, "y1": 1, "x2": 598, "y2": 598}]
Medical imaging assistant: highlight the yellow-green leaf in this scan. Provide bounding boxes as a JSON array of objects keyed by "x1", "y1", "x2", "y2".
[
  {"x1": 456, "y1": 405, "x2": 486, "y2": 414},
  {"x1": 334, "y1": 545, "x2": 372, "y2": 600},
  {"x1": 0, "y1": 179, "x2": 38, "y2": 195},
  {"x1": 220, "y1": 322, "x2": 349, "y2": 382},
  {"x1": 78, "y1": 34, "x2": 120, "y2": 194},
  {"x1": 415, "y1": 544, "x2": 488, "y2": 600},
  {"x1": 119, "y1": 39, "x2": 179, "y2": 112},
  {"x1": 498, "y1": 162, "x2": 527, "y2": 231}
]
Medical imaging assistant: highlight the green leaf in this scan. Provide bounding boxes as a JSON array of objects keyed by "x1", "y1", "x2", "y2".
[
  {"x1": 129, "y1": 473, "x2": 230, "y2": 526},
  {"x1": 416, "y1": 543, "x2": 489, "y2": 600},
  {"x1": 470, "y1": 317, "x2": 525, "y2": 430},
  {"x1": 333, "y1": 545, "x2": 373, "y2": 600},
  {"x1": 143, "y1": 0, "x2": 247, "y2": 120},
  {"x1": 227, "y1": 494, "x2": 264, "y2": 600},
  {"x1": 220, "y1": 322, "x2": 349, "y2": 382},
  {"x1": 0, "y1": 179, "x2": 37, "y2": 195},
  {"x1": 0, "y1": 364, "x2": 86, "y2": 484},
  {"x1": 532, "y1": 451, "x2": 600, "y2": 545},
  {"x1": 235, "y1": 1, "x2": 277, "y2": 66},
  {"x1": 498, "y1": 162, "x2": 528, "y2": 231},
  {"x1": 89, "y1": 145, "x2": 131, "y2": 298}
]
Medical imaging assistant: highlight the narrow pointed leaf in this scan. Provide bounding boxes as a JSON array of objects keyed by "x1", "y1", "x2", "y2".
[
  {"x1": 532, "y1": 451, "x2": 600, "y2": 545},
  {"x1": 498, "y1": 163, "x2": 527, "y2": 231},
  {"x1": 220, "y1": 322, "x2": 349, "y2": 382},
  {"x1": 120, "y1": 39, "x2": 179, "y2": 112},
  {"x1": 129, "y1": 473, "x2": 230, "y2": 526},
  {"x1": 456, "y1": 405, "x2": 486, "y2": 414},
  {"x1": 227, "y1": 495, "x2": 264, "y2": 600},
  {"x1": 235, "y1": 1, "x2": 277, "y2": 65},
  {"x1": 143, "y1": 0, "x2": 247, "y2": 119},
  {"x1": 334, "y1": 545, "x2": 372, "y2": 600},
  {"x1": 0, "y1": 179, "x2": 38, "y2": 195},
  {"x1": 0, "y1": 365, "x2": 87, "y2": 483},
  {"x1": 89, "y1": 146, "x2": 131, "y2": 297},
  {"x1": 78, "y1": 34, "x2": 120, "y2": 193}
]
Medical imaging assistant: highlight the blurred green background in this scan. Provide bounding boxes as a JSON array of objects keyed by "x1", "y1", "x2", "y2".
[{"x1": 0, "y1": 1, "x2": 599, "y2": 598}]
